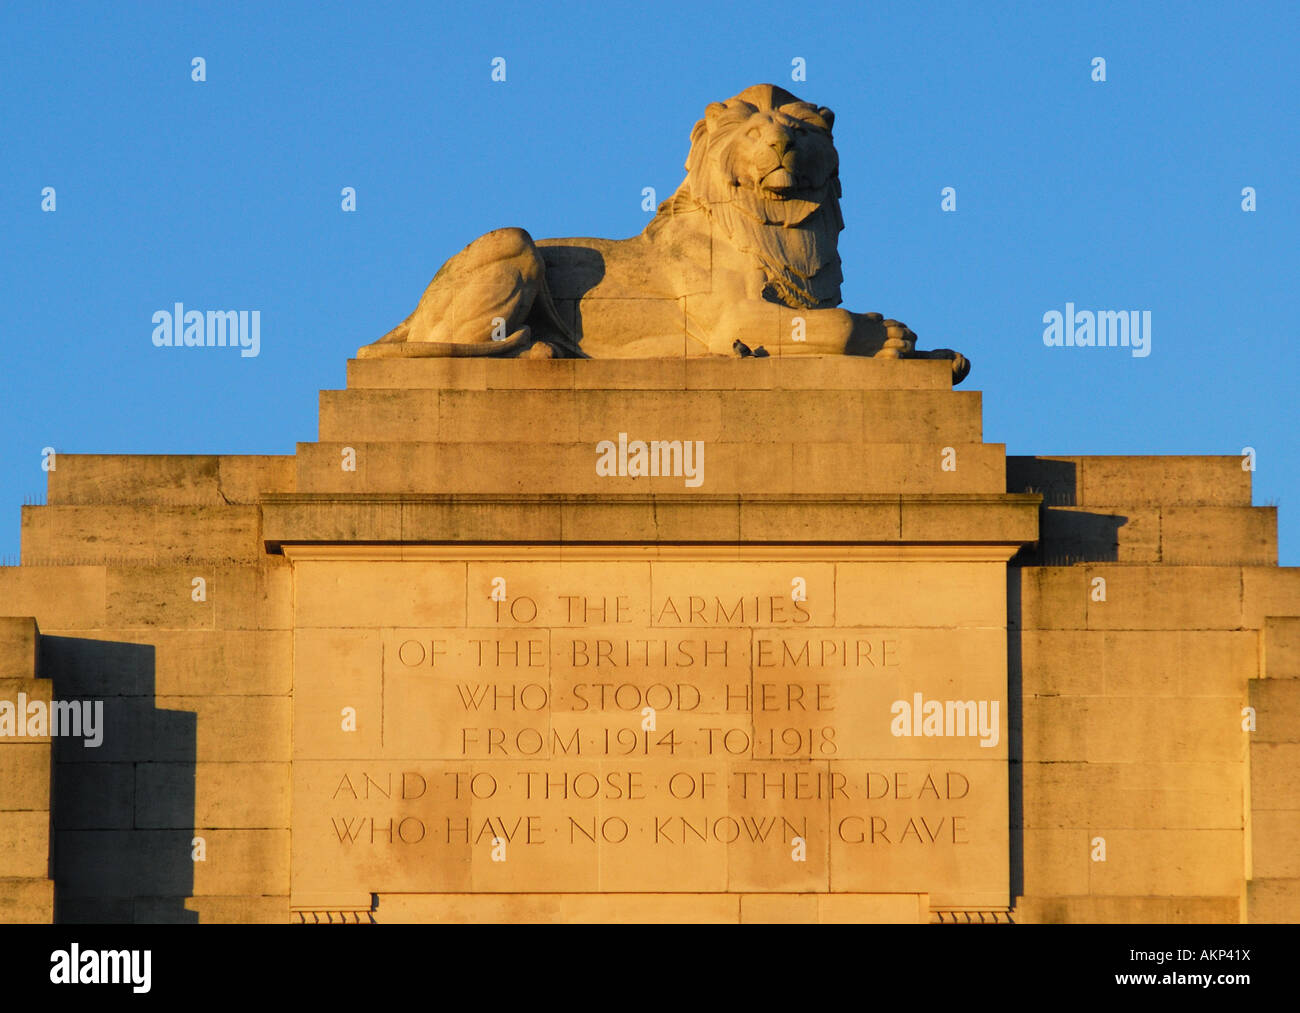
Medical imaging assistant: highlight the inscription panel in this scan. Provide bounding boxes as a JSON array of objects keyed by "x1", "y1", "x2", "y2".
[{"x1": 289, "y1": 551, "x2": 1011, "y2": 908}]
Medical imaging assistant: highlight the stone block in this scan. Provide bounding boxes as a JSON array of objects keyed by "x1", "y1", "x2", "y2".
[
  {"x1": 573, "y1": 358, "x2": 687, "y2": 390},
  {"x1": 836, "y1": 560, "x2": 1005, "y2": 627},
  {"x1": 293, "y1": 560, "x2": 465, "y2": 628},
  {"x1": 1017, "y1": 895, "x2": 1239, "y2": 924},
  {"x1": 1175, "y1": 631, "x2": 1257, "y2": 696},
  {"x1": 1020, "y1": 631, "x2": 1104, "y2": 696},
  {"x1": 263, "y1": 495, "x2": 404, "y2": 546},
  {"x1": 0, "y1": 878, "x2": 53, "y2": 923},
  {"x1": 817, "y1": 893, "x2": 928, "y2": 923},
  {"x1": 402, "y1": 498, "x2": 566, "y2": 543},
  {"x1": 1242, "y1": 568, "x2": 1300, "y2": 628},
  {"x1": 1035, "y1": 506, "x2": 1159, "y2": 564},
  {"x1": 1084, "y1": 566, "x2": 1242, "y2": 630},
  {"x1": 1250, "y1": 744, "x2": 1300, "y2": 810},
  {"x1": 0, "y1": 617, "x2": 39, "y2": 678},
  {"x1": 1263, "y1": 617, "x2": 1300, "y2": 679},
  {"x1": 1252, "y1": 810, "x2": 1300, "y2": 878},
  {"x1": 135, "y1": 761, "x2": 290, "y2": 829},
  {"x1": 0, "y1": 743, "x2": 51, "y2": 810},
  {"x1": 216, "y1": 455, "x2": 296, "y2": 501},
  {"x1": 1021, "y1": 828, "x2": 1091, "y2": 896},
  {"x1": 900, "y1": 495, "x2": 1038, "y2": 543},
  {"x1": 1083, "y1": 698, "x2": 1243, "y2": 763},
  {"x1": 46, "y1": 455, "x2": 221, "y2": 505},
  {"x1": 1087, "y1": 830, "x2": 1243, "y2": 895},
  {"x1": 55, "y1": 897, "x2": 134, "y2": 922},
  {"x1": 55, "y1": 829, "x2": 288, "y2": 897},
  {"x1": 169, "y1": 696, "x2": 290, "y2": 763},
  {"x1": 1006, "y1": 456, "x2": 1080, "y2": 505},
  {"x1": 0, "y1": 567, "x2": 106, "y2": 631},
  {"x1": 52, "y1": 762, "x2": 133, "y2": 829},
  {"x1": 681, "y1": 356, "x2": 951, "y2": 391},
  {"x1": 1079, "y1": 457, "x2": 1251, "y2": 507},
  {"x1": 1022, "y1": 761, "x2": 1242, "y2": 830},
  {"x1": 0, "y1": 811, "x2": 50, "y2": 878},
  {"x1": 737, "y1": 893, "x2": 818, "y2": 924},
  {"x1": 792, "y1": 443, "x2": 1004, "y2": 495},
  {"x1": 1250, "y1": 680, "x2": 1300, "y2": 742},
  {"x1": 54, "y1": 695, "x2": 286, "y2": 764},
  {"x1": 22, "y1": 506, "x2": 260, "y2": 565},
  {"x1": 373, "y1": 892, "x2": 739, "y2": 924},
  {"x1": 1015, "y1": 567, "x2": 1086, "y2": 630},
  {"x1": 138, "y1": 894, "x2": 290, "y2": 924},
  {"x1": 1247, "y1": 879, "x2": 1300, "y2": 923},
  {"x1": 318, "y1": 388, "x2": 441, "y2": 443},
  {"x1": 105, "y1": 566, "x2": 217, "y2": 630},
  {"x1": 1021, "y1": 697, "x2": 1089, "y2": 762},
  {"x1": 1161, "y1": 506, "x2": 1276, "y2": 566},
  {"x1": 566, "y1": 498, "x2": 739, "y2": 542},
  {"x1": 576, "y1": 389, "x2": 723, "y2": 443},
  {"x1": 741, "y1": 498, "x2": 897, "y2": 542},
  {"x1": 33, "y1": 636, "x2": 157, "y2": 697}
]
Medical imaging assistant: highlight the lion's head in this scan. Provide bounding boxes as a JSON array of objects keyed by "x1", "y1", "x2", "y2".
[{"x1": 650, "y1": 83, "x2": 845, "y2": 309}]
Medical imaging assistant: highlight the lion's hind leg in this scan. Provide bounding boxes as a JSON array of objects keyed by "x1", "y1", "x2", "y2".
[{"x1": 359, "y1": 227, "x2": 576, "y2": 358}]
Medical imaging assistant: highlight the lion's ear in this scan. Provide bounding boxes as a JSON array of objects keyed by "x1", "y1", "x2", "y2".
[
  {"x1": 817, "y1": 106, "x2": 835, "y2": 132},
  {"x1": 704, "y1": 101, "x2": 728, "y2": 131}
]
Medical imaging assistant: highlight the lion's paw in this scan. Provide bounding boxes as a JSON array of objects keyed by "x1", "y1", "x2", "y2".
[{"x1": 871, "y1": 318, "x2": 917, "y2": 359}]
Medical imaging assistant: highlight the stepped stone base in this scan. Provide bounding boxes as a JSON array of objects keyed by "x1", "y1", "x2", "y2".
[{"x1": 0, "y1": 357, "x2": 1294, "y2": 923}]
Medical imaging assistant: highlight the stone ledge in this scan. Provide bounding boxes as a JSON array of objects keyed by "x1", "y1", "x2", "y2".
[
  {"x1": 1013, "y1": 894, "x2": 1241, "y2": 924},
  {"x1": 345, "y1": 355, "x2": 956, "y2": 391},
  {"x1": 21, "y1": 505, "x2": 262, "y2": 564},
  {"x1": 260, "y1": 492, "x2": 1041, "y2": 551},
  {"x1": 1008, "y1": 455, "x2": 1252, "y2": 507},
  {"x1": 318, "y1": 387, "x2": 984, "y2": 444},
  {"x1": 361, "y1": 891, "x2": 930, "y2": 924},
  {"x1": 46, "y1": 455, "x2": 295, "y2": 506},
  {"x1": 293, "y1": 440, "x2": 1008, "y2": 495},
  {"x1": 1023, "y1": 504, "x2": 1277, "y2": 566}
]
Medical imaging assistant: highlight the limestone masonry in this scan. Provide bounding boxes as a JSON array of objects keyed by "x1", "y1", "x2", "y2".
[{"x1": 1, "y1": 355, "x2": 1296, "y2": 923}]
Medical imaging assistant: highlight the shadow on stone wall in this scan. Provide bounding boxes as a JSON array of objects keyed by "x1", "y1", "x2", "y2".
[
  {"x1": 1007, "y1": 456, "x2": 1078, "y2": 506},
  {"x1": 538, "y1": 245, "x2": 605, "y2": 343},
  {"x1": 1006, "y1": 568, "x2": 1023, "y2": 909},
  {"x1": 41, "y1": 637, "x2": 197, "y2": 924},
  {"x1": 1008, "y1": 456, "x2": 1128, "y2": 564},
  {"x1": 1005, "y1": 457, "x2": 1122, "y2": 911}
]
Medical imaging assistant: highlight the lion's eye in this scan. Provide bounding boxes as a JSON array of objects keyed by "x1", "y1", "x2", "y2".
[{"x1": 746, "y1": 126, "x2": 761, "y2": 139}]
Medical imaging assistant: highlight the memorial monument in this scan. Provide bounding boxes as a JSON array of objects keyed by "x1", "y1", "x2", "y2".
[
  {"x1": 0, "y1": 84, "x2": 1295, "y2": 924},
  {"x1": 362, "y1": 83, "x2": 969, "y2": 379}
]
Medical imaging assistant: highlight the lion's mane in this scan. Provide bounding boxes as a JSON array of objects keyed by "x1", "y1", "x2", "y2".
[{"x1": 647, "y1": 84, "x2": 845, "y2": 310}]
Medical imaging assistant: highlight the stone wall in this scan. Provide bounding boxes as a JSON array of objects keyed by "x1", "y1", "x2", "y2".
[{"x1": 0, "y1": 357, "x2": 1294, "y2": 923}]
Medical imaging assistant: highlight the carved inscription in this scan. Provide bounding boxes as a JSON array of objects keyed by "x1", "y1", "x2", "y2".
[{"x1": 291, "y1": 559, "x2": 1010, "y2": 905}]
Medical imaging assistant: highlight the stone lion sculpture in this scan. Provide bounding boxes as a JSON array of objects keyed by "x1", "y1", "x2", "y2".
[{"x1": 360, "y1": 83, "x2": 969, "y2": 383}]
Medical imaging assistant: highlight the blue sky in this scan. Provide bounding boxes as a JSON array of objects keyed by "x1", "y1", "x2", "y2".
[{"x1": 2, "y1": 1, "x2": 1297, "y2": 560}]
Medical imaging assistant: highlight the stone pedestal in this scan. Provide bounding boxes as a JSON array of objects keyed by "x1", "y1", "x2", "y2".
[{"x1": 0, "y1": 357, "x2": 1295, "y2": 923}]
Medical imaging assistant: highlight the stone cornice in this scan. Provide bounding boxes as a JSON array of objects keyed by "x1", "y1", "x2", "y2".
[{"x1": 260, "y1": 492, "x2": 1041, "y2": 553}]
